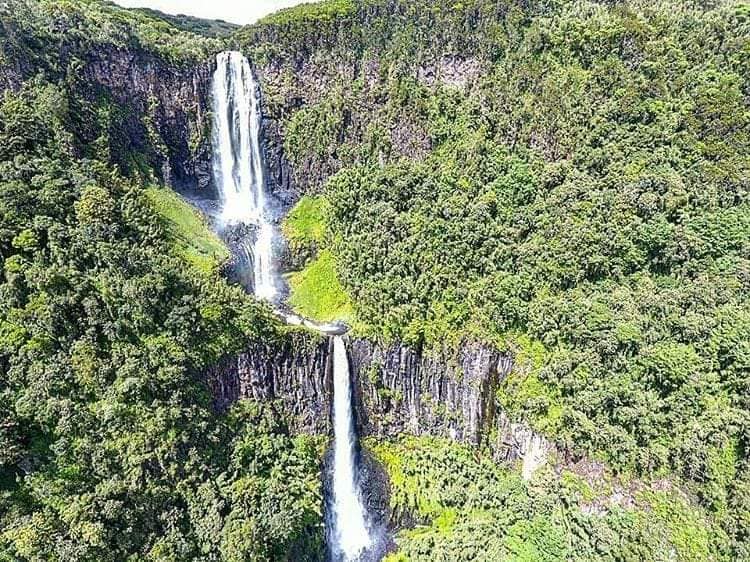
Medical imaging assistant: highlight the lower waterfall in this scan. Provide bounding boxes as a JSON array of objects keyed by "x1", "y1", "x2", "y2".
[{"x1": 329, "y1": 336, "x2": 373, "y2": 561}]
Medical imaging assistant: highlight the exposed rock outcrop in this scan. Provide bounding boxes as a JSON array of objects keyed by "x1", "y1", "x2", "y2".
[
  {"x1": 79, "y1": 47, "x2": 215, "y2": 192},
  {"x1": 205, "y1": 330, "x2": 552, "y2": 471},
  {"x1": 0, "y1": 38, "x2": 217, "y2": 192},
  {"x1": 261, "y1": 114, "x2": 299, "y2": 206},
  {"x1": 348, "y1": 339, "x2": 511, "y2": 447},
  {"x1": 206, "y1": 330, "x2": 333, "y2": 433}
]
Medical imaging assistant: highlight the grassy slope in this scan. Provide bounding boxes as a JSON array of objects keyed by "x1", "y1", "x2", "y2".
[
  {"x1": 282, "y1": 194, "x2": 357, "y2": 323},
  {"x1": 144, "y1": 187, "x2": 229, "y2": 274},
  {"x1": 282, "y1": 195, "x2": 329, "y2": 247},
  {"x1": 286, "y1": 250, "x2": 354, "y2": 323}
]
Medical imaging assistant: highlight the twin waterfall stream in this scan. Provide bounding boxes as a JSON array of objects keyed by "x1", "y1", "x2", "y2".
[{"x1": 211, "y1": 51, "x2": 376, "y2": 561}]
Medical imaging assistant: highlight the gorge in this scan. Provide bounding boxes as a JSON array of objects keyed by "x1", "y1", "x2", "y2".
[{"x1": 1, "y1": 1, "x2": 747, "y2": 561}]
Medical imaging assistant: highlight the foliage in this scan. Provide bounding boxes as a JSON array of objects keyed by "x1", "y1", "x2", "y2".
[
  {"x1": 129, "y1": 7, "x2": 238, "y2": 37},
  {"x1": 2, "y1": 0, "x2": 750, "y2": 559},
  {"x1": 287, "y1": 250, "x2": 354, "y2": 324},
  {"x1": 283, "y1": 195, "x2": 329, "y2": 246},
  {"x1": 258, "y1": 0, "x2": 356, "y2": 27},
  {"x1": 2, "y1": 0, "x2": 219, "y2": 63},
  {"x1": 0, "y1": 64, "x2": 321, "y2": 561},
  {"x1": 282, "y1": 195, "x2": 329, "y2": 268},
  {"x1": 370, "y1": 437, "x2": 730, "y2": 561},
  {"x1": 1, "y1": 0, "x2": 218, "y2": 190},
  {"x1": 260, "y1": 0, "x2": 750, "y2": 554}
]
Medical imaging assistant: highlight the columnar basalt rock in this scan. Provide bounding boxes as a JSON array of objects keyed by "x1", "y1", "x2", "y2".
[
  {"x1": 205, "y1": 331, "x2": 552, "y2": 470},
  {"x1": 206, "y1": 331, "x2": 333, "y2": 434},
  {"x1": 348, "y1": 340, "x2": 512, "y2": 446}
]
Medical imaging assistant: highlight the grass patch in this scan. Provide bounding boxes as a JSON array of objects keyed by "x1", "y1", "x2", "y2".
[
  {"x1": 282, "y1": 195, "x2": 329, "y2": 246},
  {"x1": 144, "y1": 186, "x2": 229, "y2": 274},
  {"x1": 286, "y1": 250, "x2": 354, "y2": 323},
  {"x1": 636, "y1": 490, "x2": 715, "y2": 562},
  {"x1": 496, "y1": 334, "x2": 562, "y2": 434}
]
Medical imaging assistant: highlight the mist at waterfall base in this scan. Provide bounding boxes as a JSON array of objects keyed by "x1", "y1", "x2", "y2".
[
  {"x1": 211, "y1": 51, "x2": 278, "y2": 301},
  {"x1": 210, "y1": 51, "x2": 385, "y2": 561}
]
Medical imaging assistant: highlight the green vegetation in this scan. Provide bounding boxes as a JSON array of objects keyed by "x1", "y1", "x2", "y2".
[
  {"x1": 370, "y1": 437, "x2": 726, "y2": 561},
  {"x1": 282, "y1": 195, "x2": 330, "y2": 268},
  {"x1": 283, "y1": 195, "x2": 328, "y2": 246},
  {"x1": 287, "y1": 250, "x2": 354, "y2": 323},
  {"x1": 2, "y1": 0, "x2": 750, "y2": 559},
  {"x1": 129, "y1": 7, "x2": 239, "y2": 37},
  {"x1": 496, "y1": 335, "x2": 562, "y2": 434},
  {"x1": 258, "y1": 0, "x2": 356, "y2": 26},
  {"x1": 1, "y1": 0, "x2": 217, "y2": 188},
  {"x1": 144, "y1": 186, "x2": 229, "y2": 274},
  {"x1": 5, "y1": 0, "x2": 218, "y2": 63}
]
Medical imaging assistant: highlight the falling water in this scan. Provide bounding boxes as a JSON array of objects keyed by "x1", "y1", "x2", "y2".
[
  {"x1": 212, "y1": 51, "x2": 378, "y2": 560},
  {"x1": 330, "y1": 336, "x2": 373, "y2": 561},
  {"x1": 211, "y1": 51, "x2": 277, "y2": 301}
]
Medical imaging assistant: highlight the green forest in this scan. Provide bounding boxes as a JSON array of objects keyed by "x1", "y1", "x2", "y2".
[{"x1": 2, "y1": 0, "x2": 750, "y2": 560}]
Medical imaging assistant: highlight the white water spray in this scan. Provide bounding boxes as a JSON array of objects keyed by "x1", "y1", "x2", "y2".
[
  {"x1": 211, "y1": 51, "x2": 277, "y2": 301},
  {"x1": 331, "y1": 336, "x2": 373, "y2": 561}
]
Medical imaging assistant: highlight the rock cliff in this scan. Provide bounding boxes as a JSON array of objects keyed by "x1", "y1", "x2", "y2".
[
  {"x1": 80, "y1": 47, "x2": 215, "y2": 192},
  {"x1": 205, "y1": 330, "x2": 551, "y2": 471},
  {"x1": 0, "y1": 38, "x2": 216, "y2": 192}
]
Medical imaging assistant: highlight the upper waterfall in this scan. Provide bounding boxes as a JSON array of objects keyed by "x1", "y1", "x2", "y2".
[{"x1": 211, "y1": 51, "x2": 277, "y2": 301}]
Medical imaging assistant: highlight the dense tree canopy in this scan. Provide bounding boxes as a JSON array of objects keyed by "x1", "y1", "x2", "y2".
[{"x1": 0, "y1": 11, "x2": 323, "y2": 561}]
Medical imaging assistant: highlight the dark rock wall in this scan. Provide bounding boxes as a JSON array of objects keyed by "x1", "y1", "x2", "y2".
[
  {"x1": 242, "y1": 11, "x2": 487, "y2": 197},
  {"x1": 349, "y1": 340, "x2": 512, "y2": 447},
  {"x1": 80, "y1": 47, "x2": 215, "y2": 192},
  {"x1": 260, "y1": 111, "x2": 299, "y2": 207},
  {"x1": 0, "y1": 33, "x2": 216, "y2": 193},
  {"x1": 204, "y1": 330, "x2": 548, "y2": 464},
  {"x1": 206, "y1": 331, "x2": 333, "y2": 433}
]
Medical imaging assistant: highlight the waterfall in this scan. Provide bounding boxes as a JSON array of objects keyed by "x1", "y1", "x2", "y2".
[
  {"x1": 211, "y1": 51, "x2": 277, "y2": 301},
  {"x1": 330, "y1": 336, "x2": 373, "y2": 561},
  {"x1": 211, "y1": 51, "x2": 379, "y2": 561}
]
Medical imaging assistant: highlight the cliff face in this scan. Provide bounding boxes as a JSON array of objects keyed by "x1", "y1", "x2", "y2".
[
  {"x1": 78, "y1": 48, "x2": 298, "y2": 204},
  {"x1": 80, "y1": 47, "x2": 215, "y2": 192},
  {"x1": 205, "y1": 331, "x2": 551, "y2": 468},
  {"x1": 237, "y1": 4, "x2": 494, "y2": 197},
  {"x1": 348, "y1": 339, "x2": 509, "y2": 446},
  {"x1": 207, "y1": 331, "x2": 333, "y2": 433},
  {"x1": 0, "y1": 28, "x2": 216, "y2": 193}
]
